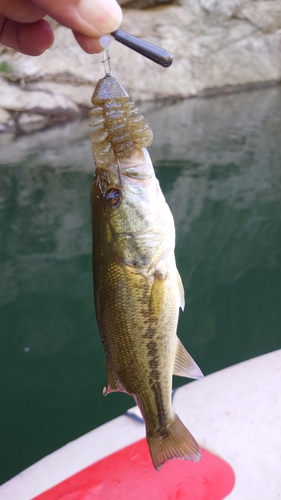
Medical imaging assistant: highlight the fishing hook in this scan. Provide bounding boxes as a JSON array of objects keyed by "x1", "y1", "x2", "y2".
[
  {"x1": 100, "y1": 35, "x2": 112, "y2": 75},
  {"x1": 102, "y1": 49, "x2": 111, "y2": 75},
  {"x1": 117, "y1": 159, "x2": 123, "y2": 188}
]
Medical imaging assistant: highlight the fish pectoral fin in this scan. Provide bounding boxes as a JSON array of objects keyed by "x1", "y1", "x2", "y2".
[
  {"x1": 173, "y1": 338, "x2": 204, "y2": 379},
  {"x1": 149, "y1": 273, "x2": 165, "y2": 317},
  {"x1": 176, "y1": 269, "x2": 185, "y2": 311},
  {"x1": 103, "y1": 362, "x2": 125, "y2": 396}
]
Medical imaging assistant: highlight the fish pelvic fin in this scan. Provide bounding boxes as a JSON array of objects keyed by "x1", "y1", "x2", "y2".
[
  {"x1": 173, "y1": 338, "x2": 204, "y2": 380},
  {"x1": 103, "y1": 362, "x2": 125, "y2": 396},
  {"x1": 147, "y1": 413, "x2": 201, "y2": 471}
]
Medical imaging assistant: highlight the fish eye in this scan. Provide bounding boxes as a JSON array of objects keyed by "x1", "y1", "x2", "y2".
[{"x1": 104, "y1": 187, "x2": 122, "y2": 208}]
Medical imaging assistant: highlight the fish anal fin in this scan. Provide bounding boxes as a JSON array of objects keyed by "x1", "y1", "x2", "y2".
[
  {"x1": 147, "y1": 413, "x2": 201, "y2": 471},
  {"x1": 173, "y1": 338, "x2": 204, "y2": 379},
  {"x1": 103, "y1": 362, "x2": 125, "y2": 396}
]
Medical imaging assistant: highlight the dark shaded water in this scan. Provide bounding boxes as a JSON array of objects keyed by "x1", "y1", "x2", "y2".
[{"x1": 0, "y1": 86, "x2": 281, "y2": 484}]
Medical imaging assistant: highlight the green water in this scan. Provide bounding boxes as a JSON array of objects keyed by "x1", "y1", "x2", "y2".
[{"x1": 0, "y1": 86, "x2": 281, "y2": 484}]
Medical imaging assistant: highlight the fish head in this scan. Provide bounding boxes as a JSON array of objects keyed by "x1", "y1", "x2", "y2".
[
  {"x1": 92, "y1": 147, "x2": 163, "y2": 233},
  {"x1": 92, "y1": 147, "x2": 171, "y2": 269}
]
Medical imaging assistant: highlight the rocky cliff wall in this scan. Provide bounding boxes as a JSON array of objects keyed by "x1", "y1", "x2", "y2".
[{"x1": 0, "y1": 0, "x2": 280, "y2": 132}]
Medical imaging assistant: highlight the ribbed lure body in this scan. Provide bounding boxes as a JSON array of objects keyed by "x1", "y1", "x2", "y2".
[{"x1": 89, "y1": 74, "x2": 153, "y2": 169}]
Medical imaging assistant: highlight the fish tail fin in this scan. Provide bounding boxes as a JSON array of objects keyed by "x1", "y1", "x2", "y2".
[{"x1": 147, "y1": 413, "x2": 201, "y2": 471}]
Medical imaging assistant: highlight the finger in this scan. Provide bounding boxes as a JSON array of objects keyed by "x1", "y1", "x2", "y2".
[
  {"x1": 0, "y1": 0, "x2": 45, "y2": 23},
  {"x1": 31, "y1": 0, "x2": 122, "y2": 37},
  {"x1": 0, "y1": 18, "x2": 54, "y2": 56},
  {"x1": 73, "y1": 31, "x2": 104, "y2": 54}
]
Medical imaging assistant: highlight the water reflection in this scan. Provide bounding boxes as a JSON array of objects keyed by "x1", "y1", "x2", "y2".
[{"x1": 0, "y1": 87, "x2": 281, "y2": 483}]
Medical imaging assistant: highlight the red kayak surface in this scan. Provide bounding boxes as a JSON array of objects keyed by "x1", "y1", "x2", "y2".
[{"x1": 33, "y1": 438, "x2": 235, "y2": 500}]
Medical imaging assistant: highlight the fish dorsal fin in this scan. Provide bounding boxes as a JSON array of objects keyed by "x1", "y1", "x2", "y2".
[
  {"x1": 176, "y1": 269, "x2": 185, "y2": 311},
  {"x1": 173, "y1": 338, "x2": 204, "y2": 379}
]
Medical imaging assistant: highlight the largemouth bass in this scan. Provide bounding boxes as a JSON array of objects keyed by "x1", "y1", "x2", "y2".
[{"x1": 90, "y1": 74, "x2": 203, "y2": 470}]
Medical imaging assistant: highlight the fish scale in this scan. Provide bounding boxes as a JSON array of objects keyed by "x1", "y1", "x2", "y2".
[{"x1": 90, "y1": 73, "x2": 203, "y2": 470}]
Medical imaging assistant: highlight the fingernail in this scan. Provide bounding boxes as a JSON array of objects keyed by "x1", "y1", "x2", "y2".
[{"x1": 78, "y1": 0, "x2": 122, "y2": 35}]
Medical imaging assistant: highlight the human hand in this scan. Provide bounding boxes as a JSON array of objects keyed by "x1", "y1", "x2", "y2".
[{"x1": 0, "y1": 0, "x2": 122, "y2": 56}]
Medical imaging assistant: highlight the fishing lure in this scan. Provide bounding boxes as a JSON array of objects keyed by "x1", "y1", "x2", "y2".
[
  {"x1": 89, "y1": 74, "x2": 153, "y2": 169},
  {"x1": 89, "y1": 30, "x2": 172, "y2": 169}
]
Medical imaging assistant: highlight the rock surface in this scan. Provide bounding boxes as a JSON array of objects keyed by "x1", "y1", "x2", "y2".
[{"x1": 0, "y1": 0, "x2": 280, "y2": 132}]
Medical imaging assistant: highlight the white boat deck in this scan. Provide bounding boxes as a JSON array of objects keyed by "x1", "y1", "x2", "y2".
[{"x1": 1, "y1": 349, "x2": 280, "y2": 499}]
